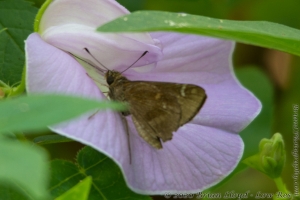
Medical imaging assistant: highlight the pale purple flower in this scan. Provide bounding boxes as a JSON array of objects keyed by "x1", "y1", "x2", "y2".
[{"x1": 25, "y1": 0, "x2": 261, "y2": 195}]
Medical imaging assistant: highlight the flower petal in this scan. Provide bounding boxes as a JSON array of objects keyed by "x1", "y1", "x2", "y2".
[
  {"x1": 26, "y1": 33, "x2": 102, "y2": 98},
  {"x1": 42, "y1": 25, "x2": 162, "y2": 72},
  {"x1": 126, "y1": 32, "x2": 261, "y2": 133},
  {"x1": 40, "y1": 0, "x2": 129, "y2": 33},
  {"x1": 25, "y1": 32, "x2": 131, "y2": 167},
  {"x1": 126, "y1": 118, "x2": 243, "y2": 193},
  {"x1": 39, "y1": 0, "x2": 162, "y2": 72}
]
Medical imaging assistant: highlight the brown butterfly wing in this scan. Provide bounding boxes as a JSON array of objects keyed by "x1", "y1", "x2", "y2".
[
  {"x1": 131, "y1": 115, "x2": 163, "y2": 149},
  {"x1": 153, "y1": 83, "x2": 207, "y2": 126},
  {"x1": 123, "y1": 81, "x2": 206, "y2": 149},
  {"x1": 124, "y1": 82, "x2": 181, "y2": 143}
]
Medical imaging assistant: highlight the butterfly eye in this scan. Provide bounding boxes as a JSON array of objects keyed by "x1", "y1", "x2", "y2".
[{"x1": 107, "y1": 76, "x2": 114, "y2": 85}]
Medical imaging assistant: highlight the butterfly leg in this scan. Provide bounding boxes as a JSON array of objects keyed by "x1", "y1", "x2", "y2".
[{"x1": 120, "y1": 114, "x2": 132, "y2": 164}]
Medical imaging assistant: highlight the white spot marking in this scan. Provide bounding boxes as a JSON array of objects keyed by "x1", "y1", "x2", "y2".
[
  {"x1": 123, "y1": 17, "x2": 128, "y2": 21},
  {"x1": 181, "y1": 85, "x2": 187, "y2": 97},
  {"x1": 220, "y1": 19, "x2": 223, "y2": 23}
]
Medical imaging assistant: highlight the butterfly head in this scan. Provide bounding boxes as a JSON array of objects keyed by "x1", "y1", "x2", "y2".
[{"x1": 105, "y1": 70, "x2": 127, "y2": 86}]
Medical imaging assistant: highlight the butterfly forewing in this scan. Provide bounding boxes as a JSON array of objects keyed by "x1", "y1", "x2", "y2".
[
  {"x1": 156, "y1": 83, "x2": 207, "y2": 126},
  {"x1": 122, "y1": 81, "x2": 206, "y2": 148}
]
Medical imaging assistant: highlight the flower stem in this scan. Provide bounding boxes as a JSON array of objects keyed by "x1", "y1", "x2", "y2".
[
  {"x1": 273, "y1": 177, "x2": 292, "y2": 200},
  {"x1": 274, "y1": 177, "x2": 289, "y2": 193}
]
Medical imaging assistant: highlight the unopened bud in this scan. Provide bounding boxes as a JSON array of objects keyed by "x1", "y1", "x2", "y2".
[{"x1": 243, "y1": 133, "x2": 286, "y2": 178}]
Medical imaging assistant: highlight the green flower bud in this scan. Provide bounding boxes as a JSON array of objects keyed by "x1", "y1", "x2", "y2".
[{"x1": 243, "y1": 133, "x2": 286, "y2": 179}]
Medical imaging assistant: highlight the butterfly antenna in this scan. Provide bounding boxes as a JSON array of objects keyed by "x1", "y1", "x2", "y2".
[
  {"x1": 68, "y1": 52, "x2": 105, "y2": 75},
  {"x1": 120, "y1": 51, "x2": 148, "y2": 73},
  {"x1": 84, "y1": 48, "x2": 109, "y2": 71}
]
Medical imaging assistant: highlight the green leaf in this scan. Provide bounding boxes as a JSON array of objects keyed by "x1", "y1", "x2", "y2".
[
  {"x1": 8, "y1": 66, "x2": 26, "y2": 97},
  {"x1": 26, "y1": 0, "x2": 46, "y2": 8},
  {"x1": 97, "y1": 11, "x2": 300, "y2": 57},
  {"x1": 0, "y1": 137, "x2": 49, "y2": 199},
  {"x1": 0, "y1": 183, "x2": 31, "y2": 200},
  {"x1": 55, "y1": 176, "x2": 92, "y2": 200},
  {"x1": 50, "y1": 146, "x2": 151, "y2": 200},
  {"x1": 0, "y1": 28, "x2": 7, "y2": 34},
  {"x1": 0, "y1": 94, "x2": 127, "y2": 134},
  {"x1": 0, "y1": 0, "x2": 38, "y2": 85},
  {"x1": 33, "y1": 134, "x2": 73, "y2": 145}
]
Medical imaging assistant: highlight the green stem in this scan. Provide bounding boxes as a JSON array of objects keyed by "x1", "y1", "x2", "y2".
[
  {"x1": 273, "y1": 177, "x2": 292, "y2": 200},
  {"x1": 274, "y1": 177, "x2": 289, "y2": 193}
]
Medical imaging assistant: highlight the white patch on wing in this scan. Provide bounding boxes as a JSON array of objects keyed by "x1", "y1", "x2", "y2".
[{"x1": 180, "y1": 84, "x2": 187, "y2": 97}]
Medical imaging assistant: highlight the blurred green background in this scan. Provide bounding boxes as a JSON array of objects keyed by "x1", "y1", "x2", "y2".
[{"x1": 26, "y1": 0, "x2": 299, "y2": 199}]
